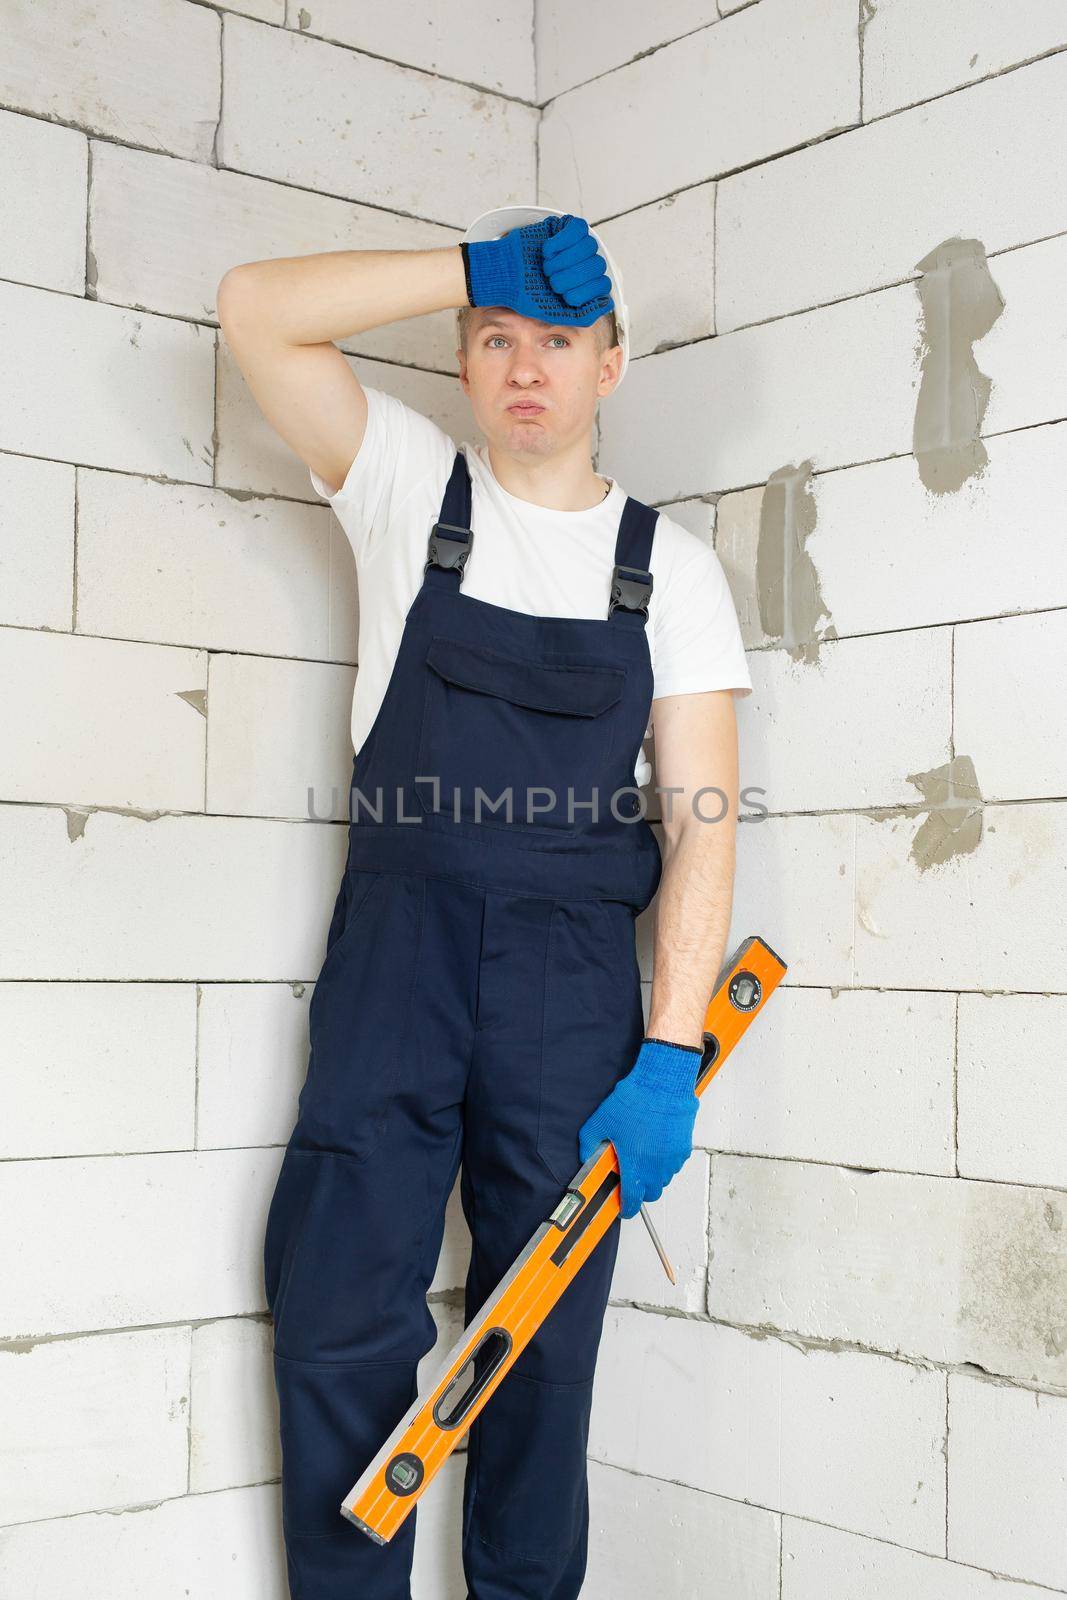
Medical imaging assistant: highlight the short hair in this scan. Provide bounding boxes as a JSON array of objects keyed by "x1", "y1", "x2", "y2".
[{"x1": 456, "y1": 304, "x2": 620, "y2": 360}]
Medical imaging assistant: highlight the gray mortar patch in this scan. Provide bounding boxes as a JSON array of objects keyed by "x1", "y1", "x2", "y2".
[
  {"x1": 755, "y1": 461, "x2": 836, "y2": 663},
  {"x1": 913, "y1": 238, "x2": 1005, "y2": 495},
  {"x1": 176, "y1": 689, "x2": 207, "y2": 717},
  {"x1": 907, "y1": 753, "x2": 984, "y2": 871}
]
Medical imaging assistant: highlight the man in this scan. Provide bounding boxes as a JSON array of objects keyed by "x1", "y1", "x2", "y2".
[{"x1": 217, "y1": 206, "x2": 751, "y2": 1599}]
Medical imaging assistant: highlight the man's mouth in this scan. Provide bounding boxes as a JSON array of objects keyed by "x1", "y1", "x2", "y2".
[{"x1": 507, "y1": 403, "x2": 546, "y2": 416}]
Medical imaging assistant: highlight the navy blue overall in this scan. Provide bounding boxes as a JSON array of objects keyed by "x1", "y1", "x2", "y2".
[{"x1": 263, "y1": 448, "x2": 663, "y2": 1599}]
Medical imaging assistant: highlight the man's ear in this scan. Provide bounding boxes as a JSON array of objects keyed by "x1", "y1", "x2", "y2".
[{"x1": 596, "y1": 344, "x2": 623, "y2": 398}]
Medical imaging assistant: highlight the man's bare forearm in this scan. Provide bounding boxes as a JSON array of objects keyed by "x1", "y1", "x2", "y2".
[
  {"x1": 645, "y1": 818, "x2": 736, "y2": 1049},
  {"x1": 218, "y1": 245, "x2": 469, "y2": 345}
]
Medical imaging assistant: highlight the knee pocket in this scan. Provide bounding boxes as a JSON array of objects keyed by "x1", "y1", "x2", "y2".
[{"x1": 469, "y1": 1371, "x2": 594, "y2": 1560}]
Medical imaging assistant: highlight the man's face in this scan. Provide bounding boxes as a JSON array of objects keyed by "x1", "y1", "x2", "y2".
[{"x1": 457, "y1": 307, "x2": 622, "y2": 460}]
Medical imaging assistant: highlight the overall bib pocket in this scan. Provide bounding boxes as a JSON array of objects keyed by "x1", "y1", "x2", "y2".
[{"x1": 414, "y1": 635, "x2": 626, "y2": 833}]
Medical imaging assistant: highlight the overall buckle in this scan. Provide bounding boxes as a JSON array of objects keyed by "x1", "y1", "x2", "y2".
[
  {"x1": 425, "y1": 521, "x2": 473, "y2": 576},
  {"x1": 609, "y1": 564, "x2": 653, "y2": 618}
]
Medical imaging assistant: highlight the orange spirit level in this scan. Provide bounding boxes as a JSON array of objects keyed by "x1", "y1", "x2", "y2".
[{"x1": 341, "y1": 933, "x2": 786, "y2": 1544}]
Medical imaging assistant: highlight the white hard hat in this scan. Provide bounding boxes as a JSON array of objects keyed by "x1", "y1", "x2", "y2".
[{"x1": 462, "y1": 204, "x2": 630, "y2": 384}]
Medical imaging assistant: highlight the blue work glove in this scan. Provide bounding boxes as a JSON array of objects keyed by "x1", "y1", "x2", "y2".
[
  {"x1": 461, "y1": 213, "x2": 614, "y2": 327},
  {"x1": 577, "y1": 1037, "x2": 702, "y2": 1219}
]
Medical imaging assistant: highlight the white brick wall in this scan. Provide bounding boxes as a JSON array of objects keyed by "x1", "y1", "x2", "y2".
[
  {"x1": 708, "y1": 1154, "x2": 1067, "y2": 1386},
  {"x1": 1, "y1": 0, "x2": 221, "y2": 158},
  {"x1": 957, "y1": 994, "x2": 1067, "y2": 1189},
  {"x1": 294, "y1": 0, "x2": 535, "y2": 100},
  {"x1": 0, "y1": 1484, "x2": 289, "y2": 1600},
  {"x1": 716, "y1": 50, "x2": 1067, "y2": 330},
  {"x1": 862, "y1": 0, "x2": 1067, "y2": 119},
  {"x1": 586, "y1": 1457, "x2": 780, "y2": 1599},
  {"x1": 3, "y1": 3, "x2": 1065, "y2": 1596},
  {"x1": 589, "y1": 1307, "x2": 946, "y2": 1551},
  {"x1": 539, "y1": 0, "x2": 859, "y2": 220},
  {"x1": 218, "y1": 15, "x2": 537, "y2": 226},
  {"x1": 536, "y1": 3, "x2": 718, "y2": 101},
  {"x1": 0, "y1": 1326, "x2": 191, "y2": 1524},
  {"x1": 88, "y1": 140, "x2": 462, "y2": 370},
  {"x1": 718, "y1": 422, "x2": 1067, "y2": 642},
  {"x1": 0, "y1": 106, "x2": 87, "y2": 293},
  {"x1": 948, "y1": 1376, "x2": 1067, "y2": 1591},
  {"x1": 0, "y1": 281, "x2": 215, "y2": 479},
  {"x1": 784, "y1": 1516, "x2": 1063, "y2": 1599}
]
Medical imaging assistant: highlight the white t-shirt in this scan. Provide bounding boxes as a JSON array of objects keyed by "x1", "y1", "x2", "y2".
[{"x1": 309, "y1": 385, "x2": 752, "y2": 788}]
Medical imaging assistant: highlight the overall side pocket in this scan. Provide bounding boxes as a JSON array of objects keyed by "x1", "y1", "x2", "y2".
[{"x1": 306, "y1": 867, "x2": 384, "y2": 1037}]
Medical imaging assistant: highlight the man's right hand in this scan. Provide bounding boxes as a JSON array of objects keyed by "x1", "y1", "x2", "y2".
[
  {"x1": 541, "y1": 215, "x2": 614, "y2": 310},
  {"x1": 463, "y1": 214, "x2": 613, "y2": 328}
]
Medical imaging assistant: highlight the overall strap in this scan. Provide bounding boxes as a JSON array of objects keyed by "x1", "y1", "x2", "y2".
[
  {"x1": 423, "y1": 448, "x2": 473, "y2": 592},
  {"x1": 608, "y1": 496, "x2": 657, "y2": 623}
]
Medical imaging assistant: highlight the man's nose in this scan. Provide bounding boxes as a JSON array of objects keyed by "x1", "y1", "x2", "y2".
[{"x1": 507, "y1": 352, "x2": 545, "y2": 385}]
